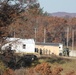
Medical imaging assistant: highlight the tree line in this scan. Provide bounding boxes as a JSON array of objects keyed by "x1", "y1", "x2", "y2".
[{"x1": 0, "y1": 0, "x2": 76, "y2": 47}]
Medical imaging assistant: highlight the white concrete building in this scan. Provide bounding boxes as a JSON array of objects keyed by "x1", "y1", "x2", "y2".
[{"x1": 1, "y1": 38, "x2": 35, "y2": 53}]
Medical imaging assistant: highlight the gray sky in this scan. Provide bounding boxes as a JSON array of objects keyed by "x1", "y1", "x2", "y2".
[{"x1": 38, "y1": 0, "x2": 76, "y2": 13}]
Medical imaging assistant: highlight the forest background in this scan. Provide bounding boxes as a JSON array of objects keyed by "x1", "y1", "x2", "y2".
[{"x1": 0, "y1": 0, "x2": 76, "y2": 48}]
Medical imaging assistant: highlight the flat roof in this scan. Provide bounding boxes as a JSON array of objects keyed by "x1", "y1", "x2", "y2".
[{"x1": 35, "y1": 42, "x2": 62, "y2": 46}]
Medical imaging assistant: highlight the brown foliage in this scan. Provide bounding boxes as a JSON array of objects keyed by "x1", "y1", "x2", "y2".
[
  {"x1": 66, "y1": 71, "x2": 76, "y2": 75},
  {"x1": 0, "y1": 1, "x2": 76, "y2": 46},
  {"x1": 0, "y1": 3, "x2": 20, "y2": 27},
  {"x1": 27, "y1": 62, "x2": 63, "y2": 75},
  {"x1": 34, "y1": 62, "x2": 52, "y2": 75},
  {"x1": 14, "y1": 62, "x2": 76, "y2": 75},
  {"x1": 52, "y1": 67, "x2": 63, "y2": 75},
  {"x1": 0, "y1": 2, "x2": 21, "y2": 39},
  {"x1": 3, "y1": 69, "x2": 15, "y2": 75}
]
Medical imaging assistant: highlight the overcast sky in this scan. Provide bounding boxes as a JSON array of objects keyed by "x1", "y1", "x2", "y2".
[{"x1": 38, "y1": 0, "x2": 76, "y2": 13}]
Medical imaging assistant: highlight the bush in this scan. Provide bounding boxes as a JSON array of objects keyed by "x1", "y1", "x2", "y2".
[
  {"x1": 0, "y1": 61, "x2": 6, "y2": 75},
  {"x1": 28, "y1": 62, "x2": 63, "y2": 75}
]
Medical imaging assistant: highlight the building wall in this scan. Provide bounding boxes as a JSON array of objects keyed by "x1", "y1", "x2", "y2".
[
  {"x1": 69, "y1": 50, "x2": 76, "y2": 57},
  {"x1": 1, "y1": 38, "x2": 35, "y2": 54},
  {"x1": 35, "y1": 45, "x2": 60, "y2": 55},
  {"x1": 12, "y1": 43, "x2": 35, "y2": 53}
]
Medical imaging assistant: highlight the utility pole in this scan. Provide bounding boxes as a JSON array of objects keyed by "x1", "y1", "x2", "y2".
[
  {"x1": 34, "y1": 19, "x2": 38, "y2": 43},
  {"x1": 35, "y1": 28, "x2": 37, "y2": 42},
  {"x1": 72, "y1": 30, "x2": 76, "y2": 50},
  {"x1": 67, "y1": 27, "x2": 69, "y2": 48},
  {"x1": 14, "y1": 31, "x2": 15, "y2": 38},
  {"x1": 44, "y1": 28, "x2": 46, "y2": 43},
  {"x1": 72, "y1": 30, "x2": 74, "y2": 50}
]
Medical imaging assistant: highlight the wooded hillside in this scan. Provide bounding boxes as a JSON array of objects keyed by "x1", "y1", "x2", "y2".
[{"x1": 0, "y1": 0, "x2": 76, "y2": 46}]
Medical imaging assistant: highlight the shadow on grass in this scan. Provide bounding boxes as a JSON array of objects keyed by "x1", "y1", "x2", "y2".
[
  {"x1": 0, "y1": 54, "x2": 72, "y2": 70},
  {"x1": 0, "y1": 54, "x2": 38, "y2": 70},
  {"x1": 46, "y1": 56, "x2": 71, "y2": 64},
  {"x1": 34, "y1": 55, "x2": 72, "y2": 64}
]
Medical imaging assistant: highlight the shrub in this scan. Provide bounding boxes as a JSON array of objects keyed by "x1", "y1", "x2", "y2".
[{"x1": 0, "y1": 61, "x2": 6, "y2": 75}]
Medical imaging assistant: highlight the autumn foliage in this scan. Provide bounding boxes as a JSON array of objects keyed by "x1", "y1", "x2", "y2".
[
  {"x1": 3, "y1": 69, "x2": 15, "y2": 75},
  {"x1": 0, "y1": 0, "x2": 76, "y2": 46},
  {"x1": 27, "y1": 62, "x2": 63, "y2": 75},
  {"x1": 3, "y1": 62, "x2": 75, "y2": 75}
]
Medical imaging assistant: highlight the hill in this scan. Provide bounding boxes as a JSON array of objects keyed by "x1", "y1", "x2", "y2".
[{"x1": 49, "y1": 12, "x2": 76, "y2": 18}]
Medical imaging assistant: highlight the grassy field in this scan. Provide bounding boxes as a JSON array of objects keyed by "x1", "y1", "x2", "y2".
[
  {"x1": 0, "y1": 55, "x2": 76, "y2": 75},
  {"x1": 32, "y1": 55, "x2": 76, "y2": 75}
]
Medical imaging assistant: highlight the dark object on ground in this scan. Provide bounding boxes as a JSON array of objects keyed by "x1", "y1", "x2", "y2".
[
  {"x1": 63, "y1": 48, "x2": 69, "y2": 56},
  {"x1": 0, "y1": 49, "x2": 37, "y2": 69}
]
